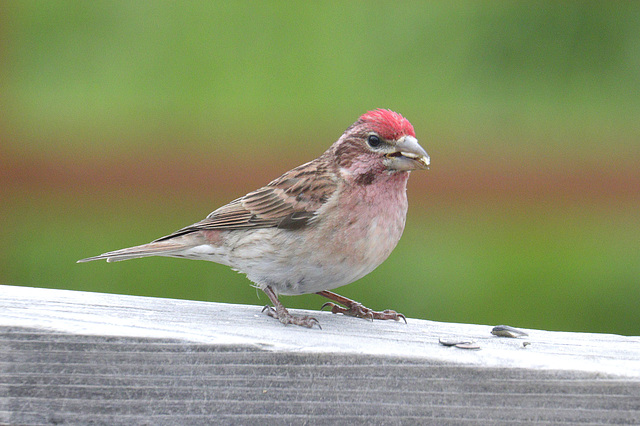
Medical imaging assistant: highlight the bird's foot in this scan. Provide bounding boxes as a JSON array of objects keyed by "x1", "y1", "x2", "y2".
[
  {"x1": 321, "y1": 301, "x2": 407, "y2": 323},
  {"x1": 262, "y1": 305, "x2": 321, "y2": 329},
  {"x1": 261, "y1": 285, "x2": 321, "y2": 329},
  {"x1": 317, "y1": 290, "x2": 406, "y2": 323}
]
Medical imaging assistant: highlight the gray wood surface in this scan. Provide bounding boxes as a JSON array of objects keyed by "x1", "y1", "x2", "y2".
[{"x1": 1, "y1": 284, "x2": 639, "y2": 425}]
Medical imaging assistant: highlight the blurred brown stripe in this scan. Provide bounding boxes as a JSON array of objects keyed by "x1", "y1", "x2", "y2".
[{"x1": 1, "y1": 148, "x2": 638, "y2": 204}]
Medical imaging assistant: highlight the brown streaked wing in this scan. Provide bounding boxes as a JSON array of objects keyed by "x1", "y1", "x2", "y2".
[{"x1": 153, "y1": 159, "x2": 337, "y2": 241}]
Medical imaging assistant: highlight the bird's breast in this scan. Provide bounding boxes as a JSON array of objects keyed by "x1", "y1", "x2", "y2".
[{"x1": 309, "y1": 171, "x2": 410, "y2": 275}]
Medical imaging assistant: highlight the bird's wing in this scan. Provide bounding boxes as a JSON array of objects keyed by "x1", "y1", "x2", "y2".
[{"x1": 154, "y1": 160, "x2": 337, "y2": 241}]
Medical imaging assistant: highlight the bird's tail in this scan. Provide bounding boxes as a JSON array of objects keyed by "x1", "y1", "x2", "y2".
[{"x1": 77, "y1": 240, "x2": 192, "y2": 263}]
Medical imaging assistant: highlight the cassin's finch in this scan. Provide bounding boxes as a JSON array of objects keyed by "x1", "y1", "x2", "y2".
[{"x1": 78, "y1": 109, "x2": 430, "y2": 328}]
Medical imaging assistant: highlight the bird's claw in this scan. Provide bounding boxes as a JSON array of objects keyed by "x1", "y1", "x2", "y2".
[
  {"x1": 262, "y1": 305, "x2": 321, "y2": 329},
  {"x1": 321, "y1": 302, "x2": 406, "y2": 323},
  {"x1": 262, "y1": 305, "x2": 277, "y2": 317}
]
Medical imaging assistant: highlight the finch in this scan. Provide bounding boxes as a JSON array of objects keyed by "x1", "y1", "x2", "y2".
[{"x1": 78, "y1": 109, "x2": 430, "y2": 328}]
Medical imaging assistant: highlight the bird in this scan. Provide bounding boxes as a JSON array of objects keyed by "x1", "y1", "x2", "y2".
[{"x1": 78, "y1": 109, "x2": 430, "y2": 328}]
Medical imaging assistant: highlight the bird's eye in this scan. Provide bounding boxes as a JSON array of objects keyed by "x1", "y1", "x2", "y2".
[{"x1": 367, "y1": 135, "x2": 381, "y2": 148}]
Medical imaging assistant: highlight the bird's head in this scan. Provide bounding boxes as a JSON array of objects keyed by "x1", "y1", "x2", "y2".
[{"x1": 330, "y1": 109, "x2": 430, "y2": 180}]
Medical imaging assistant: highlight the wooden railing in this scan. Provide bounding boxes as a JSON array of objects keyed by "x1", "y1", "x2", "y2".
[{"x1": 2, "y1": 284, "x2": 639, "y2": 424}]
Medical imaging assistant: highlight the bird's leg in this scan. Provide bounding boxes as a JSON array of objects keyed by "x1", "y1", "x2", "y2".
[
  {"x1": 317, "y1": 290, "x2": 406, "y2": 323},
  {"x1": 261, "y1": 285, "x2": 321, "y2": 329}
]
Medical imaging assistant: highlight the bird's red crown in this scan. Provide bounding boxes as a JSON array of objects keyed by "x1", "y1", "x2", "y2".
[{"x1": 360, "y1": 109, "x2": 415, "y2": 140}]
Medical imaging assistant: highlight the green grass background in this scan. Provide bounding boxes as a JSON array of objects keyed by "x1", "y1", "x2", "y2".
[{"x1": 2, "y1": 1, "x2": 639, "y2": 335}]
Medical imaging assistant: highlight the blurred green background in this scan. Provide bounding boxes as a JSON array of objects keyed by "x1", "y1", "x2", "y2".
[{"x1": 2, "y1": 1, "x2": 639, "y2": 335}]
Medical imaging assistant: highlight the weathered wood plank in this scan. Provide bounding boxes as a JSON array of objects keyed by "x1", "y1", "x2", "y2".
[{"x1": 1, "y1": 284, "x2": 639, "y2": 424}]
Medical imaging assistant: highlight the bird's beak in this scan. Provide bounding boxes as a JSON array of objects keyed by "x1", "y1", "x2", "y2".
[{"x1": 385, "y1": 135, "x2": 430, "y2": 171}]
